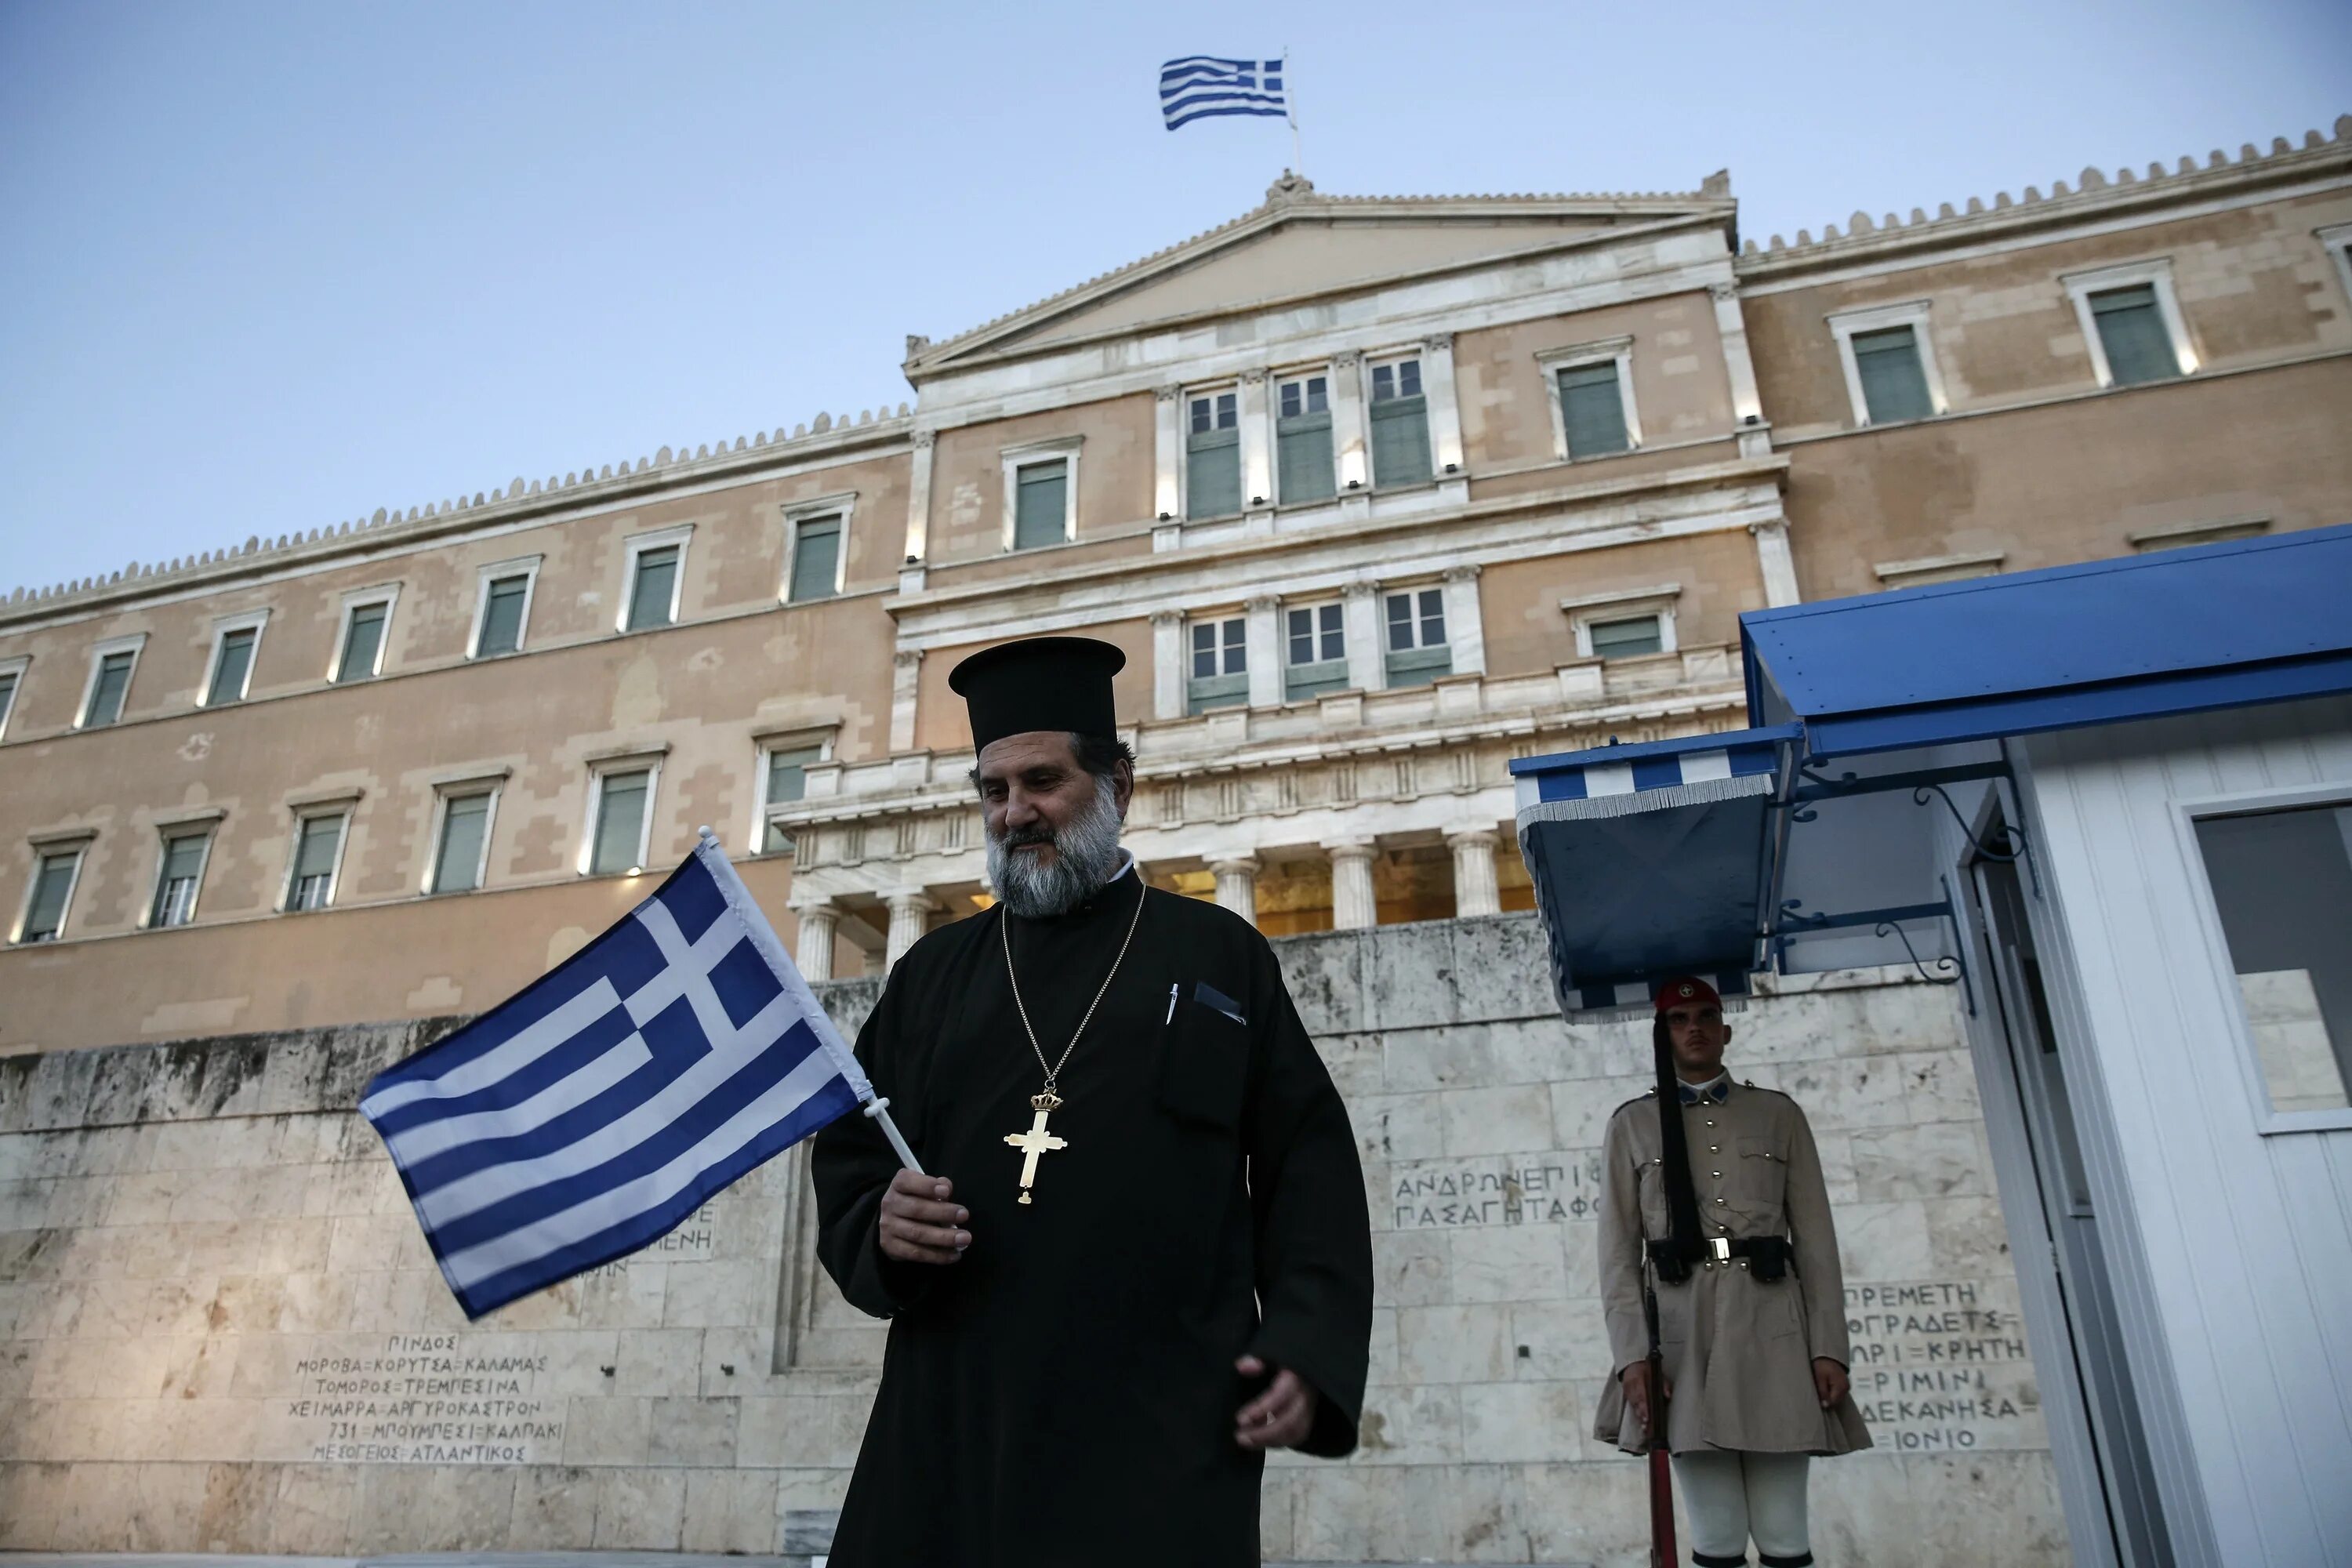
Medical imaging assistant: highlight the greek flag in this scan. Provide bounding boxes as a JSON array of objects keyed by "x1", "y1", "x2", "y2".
[
  {"x1": 361, "y1": 833, "x2": 871, "y2": 1318},
  {"x1": 1160, "y1": 56, "x2": 1287, "y2": 130}
]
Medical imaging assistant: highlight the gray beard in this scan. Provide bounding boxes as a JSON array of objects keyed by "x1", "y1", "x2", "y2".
[{"x1": 985, "y1": 775, "x2": 1126, "y2": 919}]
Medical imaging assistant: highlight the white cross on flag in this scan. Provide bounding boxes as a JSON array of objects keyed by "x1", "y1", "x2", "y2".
[{"x1": 361, "y1": 833, "x2": 883, "y2": 1317}]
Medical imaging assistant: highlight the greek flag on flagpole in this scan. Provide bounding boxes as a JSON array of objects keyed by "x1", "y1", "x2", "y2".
[
  {"x1": 361, "y1": 832, "x2": 877, "y2": 1319},
  {"x1": 1160, "y1": 56, "x2": 1287, "y2": 129}
]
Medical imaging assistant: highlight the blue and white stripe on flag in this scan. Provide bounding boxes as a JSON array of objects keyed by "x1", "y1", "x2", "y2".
[
  {"x1": 361, "y1": 833, "x2": 870, "y2": 1318},
  {"x1": 1160, "y1": 56, "x2": 1287, "y2": 130}
]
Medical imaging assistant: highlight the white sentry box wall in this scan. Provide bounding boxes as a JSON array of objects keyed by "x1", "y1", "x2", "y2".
[{"x1": 2013, "y1": 692, "x2": 2352, "y2": 1568}]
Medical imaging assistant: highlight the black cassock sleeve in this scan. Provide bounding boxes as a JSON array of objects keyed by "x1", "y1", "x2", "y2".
[
  {"x1": 1240, "y1": 935, "x2": 1374, "y2": 1458},
  {"x1": 811, "y1": 959, "x2": 935, "y2": 1319}
]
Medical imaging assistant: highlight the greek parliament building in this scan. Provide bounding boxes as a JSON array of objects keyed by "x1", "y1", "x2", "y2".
[{"x1": 0, "y1": 123, "x2": 2347, "y2": 1563}]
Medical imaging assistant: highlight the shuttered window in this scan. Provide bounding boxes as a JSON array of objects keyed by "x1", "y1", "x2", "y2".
[
  {"x1": 433, "y1": 793, "x2": 493, "y2": 894},
  {"x1": 1284, "y1": 603, "x2": 1348, "y2": 702},
  {"x1": 1851, "y1": 326, "x2": 1936, "y2": 423},
  {"x1": 1369, "y1": 359, "x2": 1432, "y2": 487},
  {"x1": 1276, "y1": 376, "x2": 1335, "y2": 503},
  {"x1": 20, "y1": 849, "x2": 81, "y2": 942},
  {"x1": 1185, "y1": 393, "x2": 1240, "y2": 519},
  {"x1": 2091, "y1": 284, "x2": 2182, "y2": 387},
  {"x1": 1187, "y1": 617, "x2": 1248, "y2": 713},
  {"x1": 206, "y1": 627, "x2": 257, "y2": 706},
  {"x1": 476, "y1": 575, "x2": 529, "y2": 656},
  {"x1": 1013, "y1": 460, "x2": 1069, "y2": 549},
  {"x1": 789, "y1": 515, "x2": 843, "y2": 602},
  {"x1": 289, "y1": 814, "x2": 345, "y2": 911},
  {"x1": 591, "y1": 770, "x2": 651, "y2": 875},
  {"x1": 1557, "y1": 361, "x2": 1632, "y2": 456},
  {"x1": 626, "y1": 546, "x2": 680, "y2": 630},
  {"x1": 762, "y1": 746, "x2": 822, "y2": 853},
  {"x1": 84, "y1": 650, "x2": 134, "y2": 725},
  {"x1": 1589, "y1": 614, "x2": 1664, "y2": 659},
  {"x1": 336, "y1": 601, "x2": 387, "y2": 681},
  {"x1": 151, "y1": 832, "x2": 209, "y2": 927},
  {"x1": 1384, "y1": 589, "x2": 1453, "y2": 687}
]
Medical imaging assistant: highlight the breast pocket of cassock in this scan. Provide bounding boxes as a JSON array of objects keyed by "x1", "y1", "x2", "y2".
[
  {"x1": 1730, "y1": 1134, "x2": 1789, "y2": 1225},
  {"x1": 1156, "y1": 982, "x2": 1252, "y2": 1137}
]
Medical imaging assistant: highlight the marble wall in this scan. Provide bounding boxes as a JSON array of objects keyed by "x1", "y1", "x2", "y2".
[{"x1": 0, "y1": 913, "x2": 2069, "y2": 1564}]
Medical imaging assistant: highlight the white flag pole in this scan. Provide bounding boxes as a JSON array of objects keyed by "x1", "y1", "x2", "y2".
[{"x1": 1285, "y1": 47, "x2": 1302, "y2": 177}]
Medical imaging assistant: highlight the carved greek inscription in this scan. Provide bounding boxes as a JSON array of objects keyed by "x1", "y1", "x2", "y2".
[
  {"x1": 289, "y1": 1333, "x2": 563, "y2": 1465},
  {"x1": 579, "y1": 1203, "x2": 717, "y2": 1279},
  {"x1": 1844, "y1": 1281, "x2": 2044, "y2": 1452},
  {"x1": 1388, "y1": 1153, "x2": 1603, "y2": 1229}
]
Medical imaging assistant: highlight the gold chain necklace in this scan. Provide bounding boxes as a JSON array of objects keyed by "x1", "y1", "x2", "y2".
[{"x1": 997, "y1": 869, "x2": 1146, "y2": 1205}]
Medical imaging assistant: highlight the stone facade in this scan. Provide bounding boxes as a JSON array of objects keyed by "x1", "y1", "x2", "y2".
[{"x1": 0, "y1": 915, "x2": 2066, "y2": 1564}]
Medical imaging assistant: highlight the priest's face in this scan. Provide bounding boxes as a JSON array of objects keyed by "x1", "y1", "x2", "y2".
[
  {"x1": 1661, "y1": 1001, "x2": 1730, "y2": 1082},
  {"x1": 977, "y1": 731, "x2": 1134, "y2": 917}
]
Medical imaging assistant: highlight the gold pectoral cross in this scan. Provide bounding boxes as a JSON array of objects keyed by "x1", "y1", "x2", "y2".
[{"x1": 1003, "y1": 1091, "x2": 1067, "y2": 1206}]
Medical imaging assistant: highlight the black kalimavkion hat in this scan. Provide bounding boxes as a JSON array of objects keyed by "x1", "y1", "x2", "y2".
[{"x1": 946, "y1": 636, "x2": 1127, "y2": 754}]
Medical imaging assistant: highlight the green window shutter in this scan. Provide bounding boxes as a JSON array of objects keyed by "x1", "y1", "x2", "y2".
[
  {"x1": 1589, "y1": 615, "x2": 1664, "y2": 658},
  {"x1": 2092, "y1": 285, "x2": 2181, "y2": 386},
  {"x1": 23, "y1": 851, "x2": 78, "y2": 939},
  {"x1": 86, "y1": 651, "x2": 133, "y2": 724},
  {"x1": 1014, "y1": 460, "x2": 1069, "y2": 549},
  {"x1": 207, "y1": 628, "x2": 256, "y2": 705},
  {"x1": 338, "y1": 603, "x2": 387, "y2": 681},
  {"x1": 1185, "y1": 431, "x2": 1240, "y2": 519},
  {"x1": 1370, "y1": 397, "x2": 1432, "y2": 487},
  {"x1": 1276, "y1": 414, "x2": 1335, "y2": 503},
  {"x1": 627, "y1": 547, "x2": 679, "y2": 630},
  {"x1": 1384, "y1": 644, "x2": 1454, "y2": 688},
  {"x1": 1850, "y1": 326, "x2": 1934, "y2": 423},
  {"x1": 592, "y1": 771, "x2": 649, "y2": 874},
  {"x1": 1185, "y1": 670, "x2": 1250, "y2": 714},
  {"x1": 434, "y1": 793, "x2": 492, "y2": 893},
  {"x1": 1558, "y1": 363, "x2": 1632, "y2": 456},
  {"x1": 151, "y1": 833, "x2": 209, "y2": 925},
  {"x1": 477, "y1": 576, "x2": 528, "y2": 655},
  {"x1": 789, "y1": 518, "x2": 842, "y2": 602}
]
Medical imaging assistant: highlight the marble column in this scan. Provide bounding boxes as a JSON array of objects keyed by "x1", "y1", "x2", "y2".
[
  {"x1": 1708, "y1": 281, "x2": 1767, "y2": 433},
  {"x1": 889, "y1": 647, "x2": 924, "y2": 753},
  {"x1": 1330, "y1": 350, "x2": 1370, "y2": 495},
  {"x1": 1751, "y1": 517, "x2": 1802, "y2": 607},
  {"x1": 1151, "y1": 609, "x2": 1185, "y2": 720},
  {"x1": 885, "y1": 889, "x2": 936, "y2": 967},
  {"x1": 1243, "y1": 595, "x2": 1282, "y2": 708},
  {"x1": 1210, "y1": 856, "x2": 1261, "y2": 926},
  {"x1": 1442, "y1": 563, "x2": 1486, "y2": 677},
  {"x1": 1342, "y1": 581, "x2": 1386, "y2": 691},
  {"x1": 1421, "y1": 332, "x2": 1465, "y2": 474},
  {"x1": 1448, "y1": 829, "x2": 1502, "y2": 919},
  {"x1": 1327, "y1": 839, "x2": 1377, "y2": 930},
  {"x1": 1238, "y1": 369, "x2": 1273, "y2": 513},
  {"x1": 794, "y1": 901, "x2": 840, "y2": 982},
  {"x1": 1152, "y1": 386, "x2": 1183, "y2": 521},
  {"x1": 902, "y1": 430, "x2": 937, "y2": 566}
]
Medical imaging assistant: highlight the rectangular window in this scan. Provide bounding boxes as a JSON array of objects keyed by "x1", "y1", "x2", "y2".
[
  {"x1": 1368, "y1": 358, "x2": 1432, "y2": 487},
  {"x1": 83, "y1": 649, "x2": 135, "y2": 727},
  {"x1": 1849, "y1": 325, "x2": 1936, "y2": 424},
  {"x1": 788, "y1": 514, "x2": 844, "y2": 602},
  {"x1": 20, "y1": 848, "x2": 84, "y2": 942},
  {"x1": 0, "y1": 666, "x2": 19, "y2": 739},
  {"x1": 205, "y1": 626, "x2": 259, "y2": 706},
  {"x1": 1187, "y1": 617, "x2": 1249, "y2": 714},
  {"x1": 1276, "y1": 375, "x2": 1335, "y2": 503},
  {"x1": 431, "y1": 791, "x2": 494, "y2": 895},
  {"x1": 1589, "y1": 614, "x2": 1665, "y2": 659},
  {"x1": 150, "y1": 830, "x2": 210, "y2": 927},
  {"x1": 1013, "y1": 459, "x2": 1070, "y2": 549},
  {"x1": 591, "y1": 769, "x2": 652, "y2": 875},
  {"x1": 2194, "y1": 800, "x2": 2352, "y2": 1116},
  {"x1": 626, "y1": 545, "x2": 681, "y2": 630},
  {"x1": 1185, "y1": 392, "x2": 1241, "y2": 520},
  {"x1": 2090, "y1": 283, "x2": 2183, "y2": 387},
  {"x1": 288, "y1": 813, "x2": 346, "y2": 911},
  {"x1": 1557, "y1": 361, "x2": 1632, "y2": 457},
  {"x1": 1284, "y1": 603, "x2": 1348, "y2": 702},
  {"x1": 761, "y1": 745, "x2": 822, "y2": 853},
  {"x1": 336, "y1": 601, "x2": 388, "y2": 683},
  {"x1": 475, "y1": 573, "x2": 530, "y2": 657},
  {"x1": 1385, "y1": 588, "x2": 1453, "y2": 687}
]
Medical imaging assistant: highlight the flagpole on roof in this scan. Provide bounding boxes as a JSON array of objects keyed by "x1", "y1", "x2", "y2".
[{"x1": 1285, "y1": 46, "x2": 1302, "y2": 177}]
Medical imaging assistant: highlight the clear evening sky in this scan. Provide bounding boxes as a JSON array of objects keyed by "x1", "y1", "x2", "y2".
[{"x1": 2, "y1": 1, "x2": 2346, "y2": 597}]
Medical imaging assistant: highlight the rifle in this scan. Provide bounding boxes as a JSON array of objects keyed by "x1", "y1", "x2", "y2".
[{"x1": 1641, "y1": 1271, "x2": 1676, "y2": 1568}]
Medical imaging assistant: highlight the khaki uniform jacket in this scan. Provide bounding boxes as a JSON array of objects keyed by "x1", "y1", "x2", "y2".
[{"x1": 1593, "y1": 1080, "x2": 1872, "y2": 1456}]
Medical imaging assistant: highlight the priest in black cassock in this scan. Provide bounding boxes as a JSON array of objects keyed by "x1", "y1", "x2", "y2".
[{"x1": 811, "y1": 635, "x2": 1374, "y2": 1566}]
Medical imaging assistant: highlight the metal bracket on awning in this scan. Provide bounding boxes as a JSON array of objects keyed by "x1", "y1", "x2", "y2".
[
  {"x1": 1786, "y1": 756, "x2": 2038, "y2": 891},
  {"x1": 1772, "y1": 876, "x2": 1976, "y2": 1017}
]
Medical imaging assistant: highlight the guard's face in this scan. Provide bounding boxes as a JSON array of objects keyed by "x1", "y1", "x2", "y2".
[
  {"x1": 1662, "y1": 1002, "x2": 1730, "y2": 1079},
  {"x1": 975, "y1": 731, "x2": 1131, "y2": 869}
]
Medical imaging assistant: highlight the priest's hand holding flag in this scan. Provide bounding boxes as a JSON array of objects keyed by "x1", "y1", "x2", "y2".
[{"x1": 360, "y1": 829, "x2": 913, "y2": 1319}]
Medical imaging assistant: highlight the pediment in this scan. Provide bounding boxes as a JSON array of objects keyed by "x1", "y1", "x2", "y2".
[{"x1": 909, "y1": 182, "x2": 1732, "y2": 376}]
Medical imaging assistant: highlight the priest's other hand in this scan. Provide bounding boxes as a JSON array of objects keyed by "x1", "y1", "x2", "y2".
[
  {"x1": 1232, "y1": 1355, "x2": 1319, "y2": 1450},
  {"x1": 877, "y1": 1170, "x2": 970, "y2": 1265}
]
